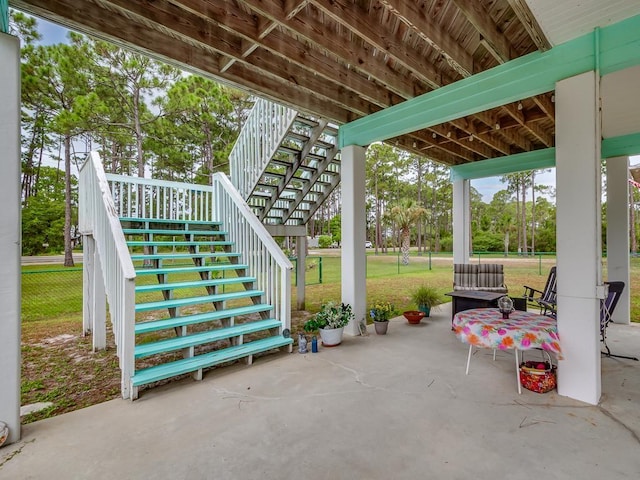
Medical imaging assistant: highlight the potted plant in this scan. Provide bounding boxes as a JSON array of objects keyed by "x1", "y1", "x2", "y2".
[
  {"x1": 304, "y1": 301, "x2": 354, "y2": 346},
  {"x1": 369, "y1": 301, "x2": 395, "y2": 334},
  {"x1": 410, "y1": 285, "x2": 441, "y2": 317}
]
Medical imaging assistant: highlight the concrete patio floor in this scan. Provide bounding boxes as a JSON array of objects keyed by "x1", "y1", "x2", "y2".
[{"x1": 2, "y1": 303, "x2": 640, "y2": 479}]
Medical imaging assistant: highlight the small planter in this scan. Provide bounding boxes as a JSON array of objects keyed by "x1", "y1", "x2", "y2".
[
  {"x1": 319, "y1": 327, "x2": 344, "y2": 347},
  {"x1": 418, "y1": 305, "x2": 431, "y2": 317},
  {"x1": 0, "y1": 421, "x2": 8, "y2": 448},
  {"x1": 403, "y1": 310, "x2": 425, "y2": 324},
  {"x1": 374, "y1": 320, "x2": 389, "y2": 335}
]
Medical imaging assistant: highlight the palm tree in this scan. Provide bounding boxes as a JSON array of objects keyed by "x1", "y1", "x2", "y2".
[{"x1": 390, "y1": 199, "x2": 427, "y2": 265}]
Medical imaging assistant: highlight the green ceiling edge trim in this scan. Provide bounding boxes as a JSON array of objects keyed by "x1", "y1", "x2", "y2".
[
  {"x1": 602, "y1": 132, "x2": 640, "y2": 158},
  {"x1": 450, "y1": 130, "x2": 640, "y2": 181},
  {"x1": 450, "y1": 148, "x2": 556, "y2": 181},
  {"x1": 339, "y1": 13, "x2": 640, "y2": 149},
  {"x1": 1, "y1": 0, "x2": 8, "y2": 34}
]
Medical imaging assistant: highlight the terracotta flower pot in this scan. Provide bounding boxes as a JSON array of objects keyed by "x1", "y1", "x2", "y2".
[
  {"x1": 403, "y1": 310, "x2": 426, "y2": 324},
  {"x1": 374, "y1": 320, "x2": 389, "y2": 334}
]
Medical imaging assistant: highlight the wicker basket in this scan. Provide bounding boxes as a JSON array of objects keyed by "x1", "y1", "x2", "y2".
[{"x1": 519, "y1": 351, "x2": 557, "y2": 393}]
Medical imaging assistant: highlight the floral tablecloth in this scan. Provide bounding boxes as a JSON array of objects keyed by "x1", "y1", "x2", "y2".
[{"x1": 453, "y1": 308, "x2": 562, "y2": 359}]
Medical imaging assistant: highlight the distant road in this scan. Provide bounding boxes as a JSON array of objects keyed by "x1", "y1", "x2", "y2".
[{"x1": 21, "y1": 254, "x2": 83, "y2": 265}]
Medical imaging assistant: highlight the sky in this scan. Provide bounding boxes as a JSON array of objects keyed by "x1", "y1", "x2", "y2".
[{"x1": 31, "y1": 16, "x2": 640, "y2": 204}]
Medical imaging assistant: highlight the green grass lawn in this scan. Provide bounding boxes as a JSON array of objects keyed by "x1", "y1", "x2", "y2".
[{"x1": 22, "y1": 254, "x2": 640, "y2": 323}]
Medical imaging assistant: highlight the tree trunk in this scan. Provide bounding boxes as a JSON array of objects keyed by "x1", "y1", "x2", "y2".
[
  {"x1": 531, "y1": 171, "x2": 536, "y2": 255},
  {"x1": 515, "y1": 178, "x2": 521, "y2": 254},
  {"x1": 63, "y1": 134, "x2": 75, "y2": 267},
  {"x1": 630, "y1": 187, "x2": 637, "y2": 254},
  {"x1": 401, "y1": 229, "x2": 410, "y2": 265},
  {"x1": 521, "y1": 179, "x2": 527, "y2": 255}
]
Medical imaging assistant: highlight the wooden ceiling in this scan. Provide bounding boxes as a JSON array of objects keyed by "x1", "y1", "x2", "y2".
[{"x1": 11, "y1": 0, "x2": 557, "y2": 166}]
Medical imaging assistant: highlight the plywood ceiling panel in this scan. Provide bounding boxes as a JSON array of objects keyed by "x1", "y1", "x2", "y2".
[{"x1": 525, "y1": 0, "x2": 640, "y2": 46}]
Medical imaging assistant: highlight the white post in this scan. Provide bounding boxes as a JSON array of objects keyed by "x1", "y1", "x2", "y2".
[
  {"x1": 606, "y1": 156, "x2": 630, "y2": 324},
  {"x1": 92, "y1": 245, "x2": 107, "y2": 350},
  {"x1": 0, "y1": 32, "x2": 21, "y2": 445},
  {"x1": 296, "y1": 235, "x2": 306, "y2": 310},
  {"x1": 453, "y1": 179, "x2": 470, "y2": 264},
  {"x1": 555, "y1": 71, "x2": 602, "y2": 405},
  {"x1": 341, "y1": 145, "x2": 367, "y2": 335}
]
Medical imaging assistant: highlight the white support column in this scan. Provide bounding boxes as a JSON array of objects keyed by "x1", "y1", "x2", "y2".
[
  {"x1": 555, "y1": 71, "x2": 602, "y2": 405},
  {"x1": 296, "y1": 235, "x2": 306, "y2": 310},
  {"x1": 452, "y1": 179, "x2": 471, "y2": 264},
  {"x1": 341, "y1": 145, "x2": 366, "y2": 336},
  {"x1": 0, "y1": 33, "x2": 21, "y2": 445},
  {"x1": 606, "y1": 157, "x2": 630, "y2": 324},
  {"x1": 92, "y1": 245, "x2": 107, "y2": 350}
]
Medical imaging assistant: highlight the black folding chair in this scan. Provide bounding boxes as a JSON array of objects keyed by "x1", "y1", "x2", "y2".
[
  {"x1": 523, "y1": 266, "x2": 557, "y2": 317},
  {"x1": 601, "y1": 281, "x2": 638, "y2": 361}
]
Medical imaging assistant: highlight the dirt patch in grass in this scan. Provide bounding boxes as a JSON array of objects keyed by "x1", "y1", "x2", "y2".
[{"x1": 21, "y1": 319, "x2": 121, "y2": 424}]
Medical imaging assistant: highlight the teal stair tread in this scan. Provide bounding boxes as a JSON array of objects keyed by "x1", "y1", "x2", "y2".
[
  {"x1": 135, "y1": 276, "x2": 256, "y2": 293},
  {"x1": 130, "y1": 252, "x2": 240, "y2": 260},
  {"x1": 135, "y1": 264, "x2": 248, "y2": 275},
  {"x1": 126, "y1": 240, "x2": 233, "y2": 247},
  {"x1": 135, "y1": 304, "x2": 273, "y2": 333},
  {"x1": 120, "y1": 217, "x2": 223, "y2": 226},
  {"x1": 123, "y1": 228, "x2": 228, "y2": 236},
  {"x1": 134, "y1": 318, "x2": 282, "y2": 358},
  {"x1": 135, "y1": 290, "x2": 263, "y2": 312},
  {"x1": 132, "y1": 336, "x2": 293, "y2": 387}
]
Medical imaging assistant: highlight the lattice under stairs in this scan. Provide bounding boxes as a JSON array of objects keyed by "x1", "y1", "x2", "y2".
[
  {"x1": 122, "y1": 217, "x2": 293, "y2": 399},
  {"x1": 230, "y1": 99, "x2": 341, "y2": 226}
]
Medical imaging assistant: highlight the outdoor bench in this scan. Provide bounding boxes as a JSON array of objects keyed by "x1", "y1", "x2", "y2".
[{"x1": 453, "y1": 263, "x2": 508, "y2": 293}]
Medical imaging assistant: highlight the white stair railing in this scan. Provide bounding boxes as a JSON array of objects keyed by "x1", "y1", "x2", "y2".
[
  {"x1": 79, "y1": 152, "x2": 136, "y2": 399},
  {"x1": 106, "y1": 174, "x2": 213, "y2": 221},
  {"x1": 104, "y1": 166, "x2": 292, "y2": 333},
  {"x1": 230, "y1": 98, "x2": 297, "y2": 197},
  {"x1": 213, "y1": 173, "x2": 293, "y2": 331}
]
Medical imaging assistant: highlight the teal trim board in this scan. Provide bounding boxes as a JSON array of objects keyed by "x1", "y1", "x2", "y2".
[
  {"x1": 339, "y1": 14, "x2": 640, "y2": 149},
  {"x1": 450, "y1": 148, "x2": 556, "y2": 182},
  {"x1": 602, "y1": 132, "x2": 640, "y2": 159},
  {"x1": 1, "y1": 0, "x2": 8, "y2": 34},
  {"x1": 450, "y1": 131, "x2": 640, "y2": 182}
]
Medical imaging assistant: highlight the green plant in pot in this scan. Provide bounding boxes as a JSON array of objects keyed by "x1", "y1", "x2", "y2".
[
  {"x1": 369, "y1": 301, "x2": 395, "y2": 335},
  {"x1": 410, "y1": 285, "x2": 441, "y2": 317},
  {"x1": 303, "y1": 301, "x2": 354, "y2": 347}
]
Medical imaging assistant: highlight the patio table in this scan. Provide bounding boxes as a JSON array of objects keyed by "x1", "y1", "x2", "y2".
[{"x1": 452, "y1": 308, "x2": 562, "y2": 394}]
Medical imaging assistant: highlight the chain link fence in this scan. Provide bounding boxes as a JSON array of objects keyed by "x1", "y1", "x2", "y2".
[{"x1": 22, "y1": 268, "x2": 84, "y2": 323}]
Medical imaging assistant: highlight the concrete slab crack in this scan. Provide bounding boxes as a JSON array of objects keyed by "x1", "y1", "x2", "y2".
[
  {"x1": 598, "y1": 405, "x2": 640, "y2": 444},
  {"x1": 0, "y1": 439, "x2": 36, "y2": 469}
]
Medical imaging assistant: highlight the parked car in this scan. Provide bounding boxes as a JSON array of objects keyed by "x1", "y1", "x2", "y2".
[{"x1": 365, "y1": 241, "x2": 372, "y2": 248}]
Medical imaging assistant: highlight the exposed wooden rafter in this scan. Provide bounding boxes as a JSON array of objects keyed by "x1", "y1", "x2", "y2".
[{"x1": 11, "y1": 0, "x2": 558, "y2": 165}]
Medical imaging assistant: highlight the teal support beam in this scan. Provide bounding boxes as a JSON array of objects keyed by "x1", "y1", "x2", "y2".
[
  {"x1": 450, "y1": 148, "x2": 556, "y2": 181},
  {"x1": 449, "y1": 130, "x2": 640, "y2": 182},
  {"x1": 602, "y1": 132, "x2": 640, "y2": 159},
  {"x1": 339, "y1": 14, "x2": 640, "y2": 149},
  {"x1": 1, "y1": 0, "x2": 8, "y2": 34}
]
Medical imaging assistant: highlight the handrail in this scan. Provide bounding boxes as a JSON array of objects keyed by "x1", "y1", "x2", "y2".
[
  {"x1": 79, "y1": 152, "x2": 136, "y2": 399},
  {"x1": 229, "y1": 98, "x2": 297, "y2": 197},
  {"x1": 213, "y1": 172, "x2": 292, "y2": 331}
]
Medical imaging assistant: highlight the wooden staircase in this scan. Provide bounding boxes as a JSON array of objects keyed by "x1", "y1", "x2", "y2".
[
  {"x1": 122, "y1": 217, "x2": 293, "y2": 399},
  {"x1": 230, "y1": 99, "x2": 341, "y2": 227}
]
